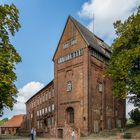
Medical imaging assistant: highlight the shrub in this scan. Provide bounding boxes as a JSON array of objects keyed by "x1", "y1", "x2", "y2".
[{"x1": 129, "y1": 108, "x2": 140, "y2": 125}]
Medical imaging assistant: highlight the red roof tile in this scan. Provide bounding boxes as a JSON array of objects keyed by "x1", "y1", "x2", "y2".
[{"x1": 0, "y1": 115, "x2": 25, "y2": 128}]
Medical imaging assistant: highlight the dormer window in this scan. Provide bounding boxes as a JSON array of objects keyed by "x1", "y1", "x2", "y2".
[{"x1": 63, "y1": 42, "x2": 69, "y2": 49}]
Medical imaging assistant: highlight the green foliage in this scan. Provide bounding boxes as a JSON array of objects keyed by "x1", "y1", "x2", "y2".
[
  {"x1": 0, "y1": 118, "x2": 8, "y2": 125},
  {"x1": 129, "y1": 108, "x2": 140, "y2": 125},
  {"x1": 123, "y1": 132, "x2": 132, "y2": 139},
  {"x1": 106, "y1": 6, "x2": 140, "y2": 106},
  {"x1": 0, "y1": 4, "x2": 21, "y2": 116}
]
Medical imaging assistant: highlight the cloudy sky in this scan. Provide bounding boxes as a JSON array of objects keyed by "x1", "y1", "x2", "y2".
[{"x1": 0, "y1": 0, "x2": 140, "y2": 119}]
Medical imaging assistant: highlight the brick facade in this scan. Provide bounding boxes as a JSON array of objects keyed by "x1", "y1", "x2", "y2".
[
  {"x1": 25, "y1": 16, "x2": 125, "y2": 138},
  {"x1": 26, "y1": 81, "x2": 55, "y2": 137}
]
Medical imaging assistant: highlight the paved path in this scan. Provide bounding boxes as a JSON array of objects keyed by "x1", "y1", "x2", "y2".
[
  {"x1": 1, "y1": 138, "x2": 60, "y2": 140},
  {"x1": 2, "y1": 138, "x2": 138, "y2": 140},
  {"x1": 1, "y1": 138, "x2": 63, "y2": 140}
]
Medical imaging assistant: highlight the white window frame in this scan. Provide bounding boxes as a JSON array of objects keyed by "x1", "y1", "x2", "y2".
[
  {"x1": 52, "y1": 104, "x2": 54, "y2": 111},
  {"x1": 45, "y1": 107, "x2": 48, "y2": 113},
  {"x1": 63, "y1": 42, "x2": 69, "y2": 49},
  {"x1": 71, "y1": 39, "x2": 76, "y2": 46}
]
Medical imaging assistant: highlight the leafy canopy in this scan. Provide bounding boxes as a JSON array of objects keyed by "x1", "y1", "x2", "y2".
[
  {"x1": 106, "y1": 6, "x2": 140, "y2": 107},
  {"x1": 0, "y1": 4, "x2": 21, "y2": 116}
]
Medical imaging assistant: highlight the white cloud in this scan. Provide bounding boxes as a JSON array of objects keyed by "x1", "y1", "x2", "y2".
[
  {"x1": 13, "y1": 82, "x2": 44, "y2": 115},
  {"x1": 126, "y1": 98, "x2": 136, "y2": 118},
  {"x1": 78, "y1": 0, "x2": 140, "y2": 44}
]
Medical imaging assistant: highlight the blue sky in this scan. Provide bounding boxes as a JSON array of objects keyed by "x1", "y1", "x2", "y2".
[
  {"x1": 2, "y1": 0, "x2": 85, "y2": 88},
  {"x1": 1, "y1": 0, "x2": 140, "y2": 119}
]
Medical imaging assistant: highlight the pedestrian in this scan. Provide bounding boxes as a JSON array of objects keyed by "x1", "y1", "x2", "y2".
[
  {"x1": 31, "y1": 127, "x2": 34, "y2": 140},
  {"x1": 72, "y1": 129, "x2": 75, "y2": 140},
  {"x1": 33, "y1": 128, "x2": 36, "y2": 140}
]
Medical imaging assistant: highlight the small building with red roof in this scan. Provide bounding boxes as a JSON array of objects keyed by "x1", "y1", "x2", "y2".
[{"x1": 0, "y1": 114, "x2": 25, "y2": 135}]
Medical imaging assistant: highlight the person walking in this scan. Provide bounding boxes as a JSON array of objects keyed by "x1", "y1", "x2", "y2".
[
  {"x1": 31, "y1": 127, "x2": 34, "y2": 140},
  {"x1": 72, "y1": 129, "x2": 75, "y2": 140}
]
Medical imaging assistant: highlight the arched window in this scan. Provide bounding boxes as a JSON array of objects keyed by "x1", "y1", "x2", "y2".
[{"x1": 66, "y1": 107, "x2": 74, "y2": 124}]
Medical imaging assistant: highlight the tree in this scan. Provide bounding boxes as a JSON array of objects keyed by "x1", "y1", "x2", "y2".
[
  {"x1": 0, "y1": 4, "x2": 21, "y2": 116},
  {"x1": 106, "y1": 6, "x2": 140, "y2": 107},
  {"x1": 0, "y1": 118, "x2": 8, "y2": 125},
  {"x1": 129, "y1": 108, "x2": 140, "y2": 125}
]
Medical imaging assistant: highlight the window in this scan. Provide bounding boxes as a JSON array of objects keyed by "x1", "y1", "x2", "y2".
[
  {"x1": 71, "y1": 39, "x2": 76, "y2": 46},
  {"x1": 58, "y1": 49, "x2": 83, "y2": 64},
  {"x1": 37, "y1": 111, "x2": 39, "y2": 116},
  {"x1": 67, "y1": 81, "x2": 72, "y2": 92},
  {"x1": 91, "y1": 50, "x2": 104, "y2": 61},
  {"x1": 45, "y1": 107, "x2": 48, "y2": 113},
  {"x1": 47, "y1": 117, "x2": 51, "y2": 126},
  {"x1": 42, "y1": 108, "x2": 44, "y2": 115},
  {"x1": 63, "y1": 42, "x2": 69, "y2": 49},
  {"x1": 99, "y1": 83, "x2": 103, "y2": 93},
  {"x1": 70, "y1": 111, "x2": 74, "y2": 123},
  {"x1": 48, "y1": 106, "x2": 51, "y2": 112},
  {"x1": 52, "y1": 104, "x2": 54, "y2": 111},
  {"x1": 67, "y1": 107, "x2": 74, "y2": 124}
]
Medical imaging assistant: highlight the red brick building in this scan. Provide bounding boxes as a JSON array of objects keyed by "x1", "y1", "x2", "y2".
[
  {"x1": 25, "y1": 80, "x2": 55, "y2": 136},
  {"x1": 25, "y1": 16, "x2": 125, "y2": 138},
  {"x1": 0, "y1": 115, "x2": 25, "y2": 135}
]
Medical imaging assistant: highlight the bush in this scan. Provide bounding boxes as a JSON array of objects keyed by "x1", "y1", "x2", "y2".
[
  {"x1": 129, "y1": 108, "x2": 140, "y2": 125},
  {"x1": 123, "y1": 132, "x2": 132, "y2": 139}
]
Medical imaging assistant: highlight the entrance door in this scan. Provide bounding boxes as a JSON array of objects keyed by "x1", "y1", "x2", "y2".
[
  {"x1": 94, "y1": 120, "x2": 99, "y2": 133},
  {"x1": 107, "y1": 118, "x2": 112, "y2": 129},
  {"x1": 58, "y1": 129, "x2": 63, "y2": 138}
]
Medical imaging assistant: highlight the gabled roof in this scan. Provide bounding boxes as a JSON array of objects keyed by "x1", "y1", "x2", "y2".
[
  {"x1": 0, "y1": 115, "x2": 25, "y2": 128},
  {"x1": 70, "y1": 16, "x2": 111, "y2": 55},
  {"x1": 53, "y1": 16, "x2": 111, "y2": 60}
]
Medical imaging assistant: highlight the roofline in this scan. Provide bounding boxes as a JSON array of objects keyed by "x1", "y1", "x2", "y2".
[
  {"x1": 26, "y1": 80, "x2": 54, "y2": 104},
  {"x1": 69, "y1": 16, "x2": 89, "y2": 46},
  {"x1": 52, "y1": 16, "x2": 70, "y2": 61},
  {"x1": 52, "y1": 15, "x2": 90, "y2": 61},
  {"x1": 52, "y1": 15, "x2": 111, "y2": 61},
  {"x1": 89, "y1": 45, "x2": 110, "y2": 59}
]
